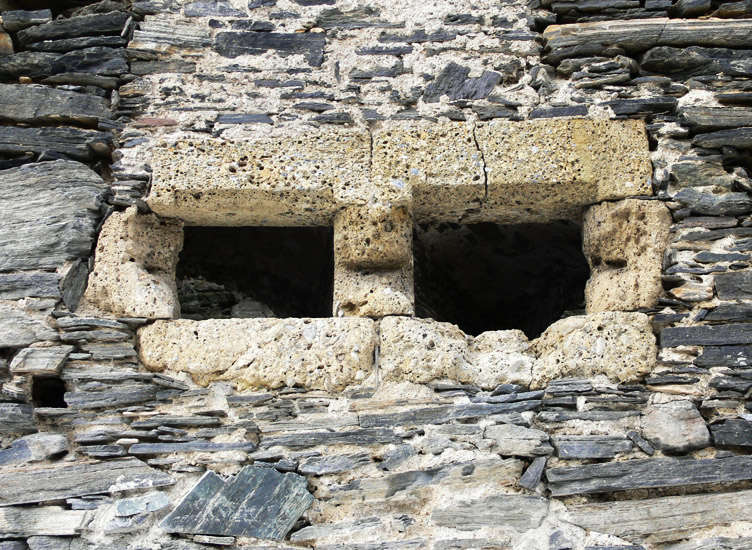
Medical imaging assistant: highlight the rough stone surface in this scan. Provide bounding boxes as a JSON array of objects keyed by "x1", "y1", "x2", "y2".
[
  {"x1": 431, "y1": 494, "x2": 548, "y2": 531},
  {"x1": 0, "y1": 306, "x2": 57, "y2": 348},
  {"x1": 641, "y1": 400, "x2": 711, "y2": 454},
  {"x1": 583, "y1": 199, "x2": 672, "y2": 312},
  {"x1": 138, "y1": 318, "x2": 376, "y2": 391},
  {"x1": 532, "y1": 312, "x2": 656, "y2": 388},
  {"x1": 379, "y1": 317, "x2": 535, "y2": 389},
  {"x1": 334, "y1": 205, "x2": 412, "y2": 270},
  {"x1": 85, "y1": 207, "x2": 183, "y2": 319}
]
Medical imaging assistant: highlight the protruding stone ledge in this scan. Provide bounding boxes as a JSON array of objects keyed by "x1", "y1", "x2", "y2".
[{"x1": 137, "y1": 318, "x2": 377, "y2": 392}]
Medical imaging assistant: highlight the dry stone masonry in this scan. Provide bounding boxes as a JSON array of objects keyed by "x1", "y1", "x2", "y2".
[{"x1": 1, "y1": 0, "x2": 752, "y2": 549}]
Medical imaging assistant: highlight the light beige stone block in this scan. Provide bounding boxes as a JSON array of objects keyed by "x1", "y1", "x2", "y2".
[
  {"x1": 583, "y1": 199, "x2": 671, "y2": 313},
  {"x1": 334, "y1": 265, "x2": 414, "y2": 318},
  {"x1": 138, "y1": 318, "x2": 376, "y2": 392},
  {"x1": 641, "y1": 400, "x2": 711, "y2": 453},
  {"x1": 334, "y1": 205, "x2": 412, "y2": 270},
  {"x1": 532, "y1": 312, "x2": 656, "y2": 388},
  {"x1": 379, "y1": 317, "x2": 534, "y2": 389},
  {"x1": 475, "y1": 118, "x2": 653, "y2": 223},
  {"x1": 148, "y1": 127, "x2": 369, "y2": 226},
  {"x1": 371, "y1": 120, "x2": 485, "y2": 220},
  {"x1": 85, "y1": 207, "x2": 183, "y2": 319}
]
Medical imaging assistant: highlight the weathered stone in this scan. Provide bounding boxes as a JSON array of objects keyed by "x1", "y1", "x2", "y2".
[
  {"x1": 62, "y1": 259, "x2": 89, "y2": 312},
  {"x1": 544, "y1": 18, "x2": 752, "y2": 64},
  {"x1": 85, "y1": 207, "x2": 183, "y2": 320},
  {"x1": 681, "y1": 106, "x2": 752, "y2": 132},
  {"x1": 0, "y1": 457, "x2": 173, "y2": 506},
  {"x1": 298, "y1": 452, "x2": 372, "y2": 475},
  {"x1": 115, "y1": 492, "x2": 170, "y2": 517},
  {"x1": 710, "y1": 418, "x2": 752, "y2": 446},
  {"x1": 16, "y1": 12, "x2": 128, "y2": 45},
  {"x1": 0, "y1": 126, "x2": 112, "y2": 161},
  {"x1": 261, "y1": 428, "x2": 400, "y2": 449},
  {"x1": 334, "y1": 206, "x2": 411, "y2": 270},
  {"x1": 0, "y1": 507, "x2": 88, "y2": 538},
  {"x1": 380, "y1": 317, "x2": 535, "y2": 389},
  {"x1": 213, "y1": 32, "x2": 325, "y2": 66},
  {"x1": 432, "y1": 494, "x2": 548, "y2": 531},
  {"x1": 139, "y1": 318, "x2": 375, "y2": 391},
  {"x1": 628, "y1": 430, "x2": 655, "y2": 455},
  {"x1": 316, "y1": 7, "x2": 391, "y2": 30},
  {"x1": 130, "y1": 415, "x2": 222, "y2": 429},
  {"x1": 715, "y1": 271, "x2": 752, "y2": 300},
  {"x1": 552, "y1": 435, "x2": 633, "y2": 459},
  {"x1": 666, "y1": 538, "x2": 752, "y2": 550},
  {"x1": 662, "y1": 323, "x2": 752, "y2": 347},
  {"x1": 65, "y1": 384, "x2": 159, "y2": 409},
  {"x1": 547, "y1": 455, "x2": 752, "y2": 496},
  {"x1": 0, "y1": 84, "x2": 110, "y2": 127},
  {"x1": 518, "y1": 456, "x2": 547, "y2": 490},
  {"x1": 476, "y1": 119, "x2": 652, "y2": 223},
  {"x1": 128, "y1": 20, "x2": 211, "y2": 57},
  {"x1": 532, "y1": 312, "x2": 656, "y2": 388},
  {"x1": 583, "y1": 200, "x2": 671, "y2": 313},
  {"x1": 642, "y1": 400, "x2": 710, "y2": 453},
  {"x1": 696, "y1": 345, "x2": 752, "y2": 367},
  {"x1": 0, "y1": 48, "x2": 128, "y2": 80},
  {"x1": 1, "y1": 10, "x2": 52, "y2": 33},
  {"x1": 641, "y1": 46, "x2": 752, "y2": 78},
  {"x1": 148, "y1": 129, "x2": 368, "y2": 225},
  {"x1": 423, "y1": 62, "x2": 501, "y2": 103},
  {"x1": 185, "y1": 1, "x2": 246, "y2": 16},
  {"x1": 0, "y1": 403, "x2": 36, "y2": 435},
  {"x1": 360, "y1": 401, "x2": 540, "y2": 429},
  {"x1": 671, "y1": 161, "x2": 739, "y2": 189},
  {"x1": 568, "y1": 489, "x2": 752, "y2": 543},
  {"x1": 485, "y1": 423, "x2": 553, "y2": 457},
  {"x1": 0, "y1": 305, "x2": 57, "y2": 347},
  {"x1": 693, "y1": 127, "x2": 752, "y2": 150},
  {"x1": 290, "y1": 517, "x2": 382, "y2": 543},
  {"x1": 0, "y1": 272, "x2": 61, "y2": 300},
  {"x1": 129, "y1": 441, "x2": 257, "y2": 454},
  {"x1": 26, "y1": 35, "x2": 127, "y2": 52},
  {"x1": 0, "y1": 433, "x2": 68, "y2": 466},
  {"x1": 334, "y1": 263, "x2": 414, "y2": 317},
  {"x1": 10, "y1": 346, "x2": 73, "y2": 375},
  {"x1": 160, "y1": 466, "x2": 313, "y2": 539},
  {"x1": 674, "y1": 188, "x2": 752, "y2": 216}
]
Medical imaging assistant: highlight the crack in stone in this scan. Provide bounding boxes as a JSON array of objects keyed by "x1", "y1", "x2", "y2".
[{"x1": 471, "y1": 121, "x2": 489, "y2": 201}]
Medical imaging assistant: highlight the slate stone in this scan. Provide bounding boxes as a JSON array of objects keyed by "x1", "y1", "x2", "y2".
[
  {"x1": 215, "y1": 113, "x2": 274, "y2": 124},
  {"x1": 10, "y1": 346, "x2": 73, "y2": 375},
  {"x1": 379, "y1": 29, "x2": 457, "y2": 43},
  {"x1": 249, "y1": 0, "x2": 276, "y2": 7},
  {"x1": 0, "y1": 457, "x2": 173, "y2": 506},
  {"x1": 0, "y1": 47, "x2": 128, "y2": 80},
  {"x1": 547, "y1": 455, "x2": 752, "y2": 496},
  {"x1": 0, "y1": 507, "x2": 88, "y2": 538},
  {"x1": 360, "y1": 402, "x2": 540, "y2": 428},
  {"x1": 0, "y1": 306, "x2": 58, "y2": 347},
  {"x1": 0, "y1": 404, "x2": 37, "y2": 435},
  {"x1": 537, "y1": 410, "x2": 639, "y2": 423},
  {"x1": 670, "y1": 0, "x2": 711, "y2": 16},
  {"x1": 715, "y1": 271, "x2": 752, "y2": 300},
  {"x1": 1, "y1": 9, "x2": 52, "y2": 32},
  {"x1": 81, "y1": 444, "x2": 127, "y2": 458},
  {"x1": 695, "y1": 251, "x2": 749, "y2": 263},
  {"x1": 129, "y1": 441, "x2": 257, "y2": 454},
  {"x1": 315, "y1": 7, "x2": 390, "y2": 30},
  {"x1": 704, "y1": 304, "x2": 752, "y2": 323},
  {"x1": 423, "y1": 62, "x2": 501, "y2": 103},
  {"x1": 115, "y1": 492, "x2": 170, "y2": 516},
  {"x1": 552, "y1": 435, "x2": 633, "y2": 459},
  {"x1": 696, "y1": 345, "x2": 752, "y2": 367},
  {"x1": 673, "y1": 188, "x2": 752, "y2": 216},
  {"x1": 261, "y1": 428, "x2": 400, "y2": 449},
  {"x1": 317, "y1": 542, "x2": 426, "y2": 550},
  {"x1": 518, "y1": 456, "x2": 547, "y2": 490},
  {"x1": 62, "y1": 259, "x2": 89, "y2": 312},
  {"x1": 0, "y1": 272, "x2": 62, "y2": 300},
  {"x1": 185, "y1": 1, "x2": 246, "y2": 16},
  {"x1": 0, "y1": 433, "x2": 69, "y2": 467},
  {"x1": 604, "y1": 97, "x2": 678, "y2": 116},
  {"x1": 641, "y1": 400, "x2": 711, "y2": 453},
  {"x1": 294, "y1": 0, "x2": 334, "y2": 4},
  {"x1": 213, "y1": 32, "x2": 326, "y2": 66},
  {"x1": 130, "y1": 415, "x2": 223, "y2": 429},
  {"x1": 485, "y1": 423, "x2": 552, "y2": 457},
  {"x1": 693, "y1": 127, "x2": 752, "y2": 149},
  {"x1": 681, "y1": 106, "x2": 752, "y2": 133},
  {"x1": 17, "y1": 12, "x2": 129, "y2": 45},
  {"x1": 431, "y1": 494, "x2": 548, "y2": 530},
  {"x1": 298, "y1": 452, "x2": 372, "y2": 476},
  {"x1": 661, "y1": 323, "x2": 752, "y2": 347},
  {"x1": 528, "y1": 105, "x2": 589, "y2": 119},
  {"x1": 0, "y1": 126, "x2": 113, "y2": 161},
  {"x1": 710, "y1": 418, "x2": 752, "y2": 446},
  {"x1": 313, "y1": 111, "x2": 354, "y2": 124},
  {"x1": 357, "y1": 45, "x2": 413, "y2": 55},
  {"x1": 65, "y1": 384, "x2": 159, "y2": 409},
  {"x1": 161, "y1": 466, "x2": 313, "y2": 539},
  {"x1": 667, "y1": 537, "x2": 752, "y2": 550},
  {"x1": 26, "y1": 35, "x2": 127, "y2": 52}
]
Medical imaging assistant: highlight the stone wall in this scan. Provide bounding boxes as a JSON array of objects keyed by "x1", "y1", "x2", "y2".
[{"x1": 1, "y1": 0, "x2": 752, "y2": 549}]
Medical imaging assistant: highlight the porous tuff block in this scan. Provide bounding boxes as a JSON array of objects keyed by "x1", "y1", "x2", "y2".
[
  {"x1": 532, "y1": 311, "x2": 656, "y2": 388},
  {"x1": 334, "y1": 264, "x2": 414, "y2": 318},
  {"x1": 334, "y1": 205, "x2": 412, "y2": 270},
  {"x1": 84, "y1": 207, "x2": 183, "y2": 319},
  {"x1": 148, "y1": 128, "x2": 369, "y2": 226},
  {"x1": 379, "y1": 317, "x2": 534, "y2": 389},
  {"x1": 138, "y1": 318, "x2": 376, "y2": 392},
  {"x1": 475, "y1": 118, "x2": 653, "y2": 223},
  {"x1": 370, "y1": 120, "x2": 485, "y2": 219},
  {"x1": 583, "y1": 199, "x2": 672, "y2": 313}
]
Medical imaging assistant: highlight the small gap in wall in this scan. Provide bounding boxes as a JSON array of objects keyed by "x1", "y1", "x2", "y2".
[
  {"x1": 414, "y1": 221, "x2": 589, "y2": 339},
  {"x1": 31, "y1": 376, "x2": 68, "y2": 408},
  {"x1": 177, "y1": 226, "x2": 334, "y2": 319}
]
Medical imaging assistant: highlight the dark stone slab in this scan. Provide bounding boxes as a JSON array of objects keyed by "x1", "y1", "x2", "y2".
[
  {"x1": 518, "y1": 456, "x2": 547, "y2": 490},
  {"x1": 17, "y1": 12, "x2": 129, "y2": 46},
  {"x1": 681, "y1": 106, "x2": 752, "y2": 132},
  {"x1": 62, "y1": 259, "x2": 89, "y2": 312},
  {"x1": 696, "y1": 345, "x2": 752, "y2": 367},
  {"x1": 0, "y1": 161, "x2": 107, "y2": 272},
  {"x1": 547, "y1": 455, "x2": 752, "y2": 496},
  {"x1": 674, "y1": 188, "x2": 752, "y2": 216},
  {"x1": 65, "y1": 384, "x2": 159, "y2": 409},
  {"x1": 213, "y1": 32, "x2": 326, "y2": 66},
  {"x1": 379, "y1": 29, "x2": 457, "y2": 43},
  {"x1": 298, "y1": 452, "x2": 372, "y2": 476},
  {"x1": 0, "y1": 83, "x2": 110, "y2": 127},
  {"x1": 0, "y1": 272, "x2": 61, "y2": 299},
  {"x1": 529, "y1": 104, "x2": 589, "y2": 119},
  {"x1": 315, "y1": 7, "x2": 391, "y2": 30},
  {"x1": 661, "y1": 323, "x2": 752, "y2": 347},
  {"x1": 715, "y1": 271, "x2": 752, "y2": 300},
  {"x1": 357, "y1": 45, "x2": 413, "y2": 55},
  {"x1": 627, "y1": 431, "x2": 655, "y2": 455},
  {"x1": 537, "y1": 410, "x2": 640, "y2": 423},
  {"x1": 215, "y1": 113, "x2": 273, "y2": 124},
  {"x1": 695, "y1": 251, "x2": 749, "y2": 263},
  {"x1": 161, "y1": 466, "x2": 313, "y2": 539},
  {"x1": 1, "y1": 9, "x2": 52, "y2": 32},
  {"x1": 710, "y1": 418, "x2": 752, "y2": 447},
  {"x1": 261, "y1": 428, "x2": 401, "y2": 449},
  {"x1": 130, "y1": 441, "x2": 257, "y2": 454},
  {"x1": 0, "y1": 126, "x2": 113, "y2": 161},
  {"x1": 360, "y1": 401, "x2": 541, "y2": 428},
  {"x1": 317, "y1": 542, "x2": 426, "y2": 550},
  {"x1": 185, "y1": 1, "x2": 246, "y2": 16},
  {"x1": 0, "y1": 48, "x2": 128, "y2": 79},
  {"x1": 423, "y1": 62, "x2": 500, "y2": 103},
  {"x1": 0, "y1": 403, "x2": 37, "y2": 435},
  {"x1": 130, "y1": 415, "x2": 223, "y2": 429},
  {"x1": 693, "y1": 127, "x2": 752, "y2": 150},
  {"x1": 704, "y1": 304, "x2": 752, "y2": 323},
  {"x1": 131, "y1": 59, "x2": 196, "y2": 75},
  {"x1": 26, "y1": 35, "x2": 127, "y2": 52},
  {"x1": 313, "y1": 111, "x2": 354, "y2": 124},
  {"x1": 0, "y1": 457, "x2": 173, "y2": 506},
  {"x1": 80, "y1": 444, "x2": 127, "y2": 458},
  {"x1": 604, "y1": 97, "x2": 678, "y2": 116},
  {"x1": 552, "y1": 436, "x2": 633, "y2": 459}
]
